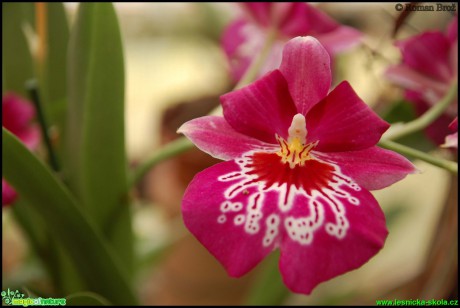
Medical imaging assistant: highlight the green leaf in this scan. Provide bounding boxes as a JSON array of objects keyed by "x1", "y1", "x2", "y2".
[
  {"x1": 2, "y1": 2, "x2": 35, "y2": 96},
  {"x1": 2, "y1": 129, "x2": 137, "y2": 305},
  {"x1": 244, "y1": 251, "x2": 291, "y2": 305},
  {"x1": 11, "y1": 199, "x2": 48, "y2": 256},
  {"x1": 40, "y1": 3, "x2": 69, "y2": 137},
  {"x1": 2, "y1": 6, "x2": 66, "y2": 293},
  {"x1": 51, "y1": 240, "x2": 87, "y2": 295},
  {"x1": 65, "y1": 3, "x2": 133, "y2": 277},
  {"x1": 11, "y1": 199, "x2": 65, "y2": 294},
  {"x1": 66, "y1": 292, "x2": 111, "y2": 306}
]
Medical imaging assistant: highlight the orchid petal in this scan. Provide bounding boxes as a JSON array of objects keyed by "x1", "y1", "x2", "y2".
[
  {"x1": 279, "y1": 186, "x2": 387, "y2": 294},
  {"x1": 178, "y1": 116, "x2": 277, "y2": 161},
  {"x1": 314, "y1": 146, "x2": 417, "y2": 191},
  {"x1": 396, "y1": 32, "x2": 453, "y2": 83},
  {"x1": 406, "y1": 90, "x2": 456, "y2": 145},
  {"x1": 285, "y1": 3, "x2": 362, "y2": 53},
  {"x1": 441, "y1": 116, "x2": 458, "y2": 149},
  {"x1": 385, "y1": 65, "x2": 448, "y2": 105},
  {"x1": 182, "y1": 160, "x2": 277, "y2": 277},
  {"x1": 314, "y1": 26, "x2": 363, "y2": 54},
  {"x1": 449, "y1": 39, "x2": 458, "y2": 77},
  {"x1": 279, "y1": 36, "x2": 331, "y2": 114},
  {"x1": 241, "y1": 2, "x2": 272, "y2": 28},
  {"x1": 277, "y1": 2, "x2": 339, "y2": 37},
  {"x1": 302, "y1": 3, "x2": 340, "y2": 33},
  {"x1": 443, "y1": 132, "x2": 458, "y2": 149},
  {"x1": 305, "y1": 81, "x2": 389, "y2": 152},
  {"x1": 449, "y1": 117, "x2": 458, "y2": 131},
  {"x1": 447, "y1": 15, "x2": 458, "y2": 44},
  {"x1": 221, "y1": 70, "x2": 297, "y2": 143},
  {"x1": 2, "y1": 179, "x2": 17, "y2": 206},
  {"x1": 275, "y1": 2, "x2": 311, "y2": 36},
  {"x1": 221, "y1": 19, "x2": 254, "y2": 81},
  {"x1": 2, "y1": 93, "x2": 36, "y2": 135},
  {"x1": 16, "y1": 126, "x2": 41, "y2": 150},
  {"x1": 2, "y1": 93, "x2": 41, "y2": 150}
]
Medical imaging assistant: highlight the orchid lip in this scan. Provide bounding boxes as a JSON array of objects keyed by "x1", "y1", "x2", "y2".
[
  {"x1": 215, "y1": 115, "x2": 362, "y2": 247},
  {"x1": 217, "y1": 151, "x2": 361, "y2": 247}
]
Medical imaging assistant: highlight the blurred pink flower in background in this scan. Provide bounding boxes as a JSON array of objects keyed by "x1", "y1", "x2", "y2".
[
  {"x1": 2, "y1": 93, "x2": 40, "y2": 206},
  {"x1": 179, "y1": 37, "x2": 416, "y2": 295},
  {"x1": 442, "y1": 117, "x2": 458, "y2": 149},
  {"x1": 385, "y1": 16, "x2": 458, "y2": 145},
  {"x1": 222, "y1": 2, "x2": 362, "y2": 81}
]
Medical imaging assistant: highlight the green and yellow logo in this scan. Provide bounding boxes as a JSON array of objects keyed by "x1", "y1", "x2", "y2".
[{"x1": 1, "y1": 289, "x2": 66, "y2": 306}]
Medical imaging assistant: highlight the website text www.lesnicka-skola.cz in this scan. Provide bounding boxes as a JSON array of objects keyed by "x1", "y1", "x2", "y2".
[{"x1": 376, "y1": 299, "x2": 458, "y2": 306}]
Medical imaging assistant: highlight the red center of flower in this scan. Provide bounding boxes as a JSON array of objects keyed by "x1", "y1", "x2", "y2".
[
  {"x1": 244, "y1": 114, "x2": 337, "y2": 199},
  {"x1": 221, "y1": 114, "x2": 352, "y2": 210},
  {"x1": 246, "y1": 152, "x2": 336, "y2": 198}
]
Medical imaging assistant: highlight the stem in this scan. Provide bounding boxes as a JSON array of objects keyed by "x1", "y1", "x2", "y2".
[
  {"x1": 379, "y1": 140, "x2": 458, "y2": 174},
  {"x1": 35, "y1": 3, "x2": 47, "y2": 65},
  {"x1": 129, "y1": 138, "x2": 194, "y2": 188},
  {"x1": 26, "y1": 79, "x2": 60, "y2": 172},
  {"x1": 383, "y1": 80, "x2": 457, "y2": 141},
  {"x1": 130, "y1": 29, "x2": 279, "y2": 187}
]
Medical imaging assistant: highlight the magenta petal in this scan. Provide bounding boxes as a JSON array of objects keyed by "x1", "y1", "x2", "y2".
[
  {"x1": 279, "y1": 36, "x2": 331, "y2": 114},
  {"x1": 443, "y1": 132, "x2": 458, "y2": 149},
  {"x1": 407, "y1": 90, "x2": 456, "y2": 145},
  {"x1": 242, "y1": 3, "x2": 301, "y2": 31},
  {"x1": 302, "y1": 3, "x2": 340, "y2": 33},
  {"x1": 442, "y1": 117, "x2": 458, "y2": 148},
  {"x1": 426, "y1": 114, "x2": 457, "y2": 146},
  {"x1": 396, "y1": 32, "x2": 453, "y2": 82},
  {"x1": 305, "y1": 81, "x2": 390, "y2": 152},
  {"x1": 2, "y1": 93, "x2": 41, "y2": 150},
  {"x1": 315, "y1": 146, "x2": 417, "y2": 191},
  {"x1": 449, "y1": 39, "x2": 458, "y2": 77},
  {"x1": 279, "y1": 186, "x2": 387, "y2": 295},
  {"x1": 314, "y1": 26, "x2": 362, "y2": 54},
  {"x1": 277, "y1": 2, "x2": 339, "y2": 37},
  {"x1": 2, "y1": 93, "x2": 36, "y2": 135},
  {"x1": 449, "y1": 117, "x2": 458, "y2": 131},
  {"x1": 16, "y1": 125, "x2": 41, "y2": 150},
  {"x1": 447, "y1": 15, "x2": 458, "y2": 44},
  {"x1": 385, "y1": 65, "x2": 448, "y2": 104},
  {"x1": 2, "y1": 179, "x2": 18, "y2": 207},
  {"x1": 297, "y1": 4, "x2": 362, "y2": 53},
  {"x1": 178, "y1": 116, "x2": 277, "y2": 161},
  {"x1": 241, "y1": 2, "x2": 272, "y2": 28},
  {"x1": 221, "y1": 70, "x2": 297, "y2": 143},
  {"x1": 275, "y1": 3, "x2": 311, "y2": 37},
  {"x1": 221, "y1": 19, "x2": 254, "y2": 81},
  {"x1": 279, "y1": 2, "x2": 362, "y2": 53},
  {"x1": 182, "y1": 160, "x2": 276, "y2": 276}
]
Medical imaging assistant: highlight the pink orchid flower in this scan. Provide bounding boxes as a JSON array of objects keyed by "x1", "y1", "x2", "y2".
[
  {"x1": 222, "y1": 2, "x2": 362, "y2": 81},
  {"x1": 442, "y1": 117, "x2": 458, "y2": 149},
  {"x1": 179, "y1": 37, "x2": 416, "y2": 295},
  {"x1": 385, "y1": 16, "x2": 458, "y2": 145},
  {"x1": 2, "y1": 92, "x2": 40, "y2": 206}
]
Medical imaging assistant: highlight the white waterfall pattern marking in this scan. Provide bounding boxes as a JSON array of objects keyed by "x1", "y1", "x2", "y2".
[{"x1": 216, "y1": 150, "x2": 361, "y2": 246}]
